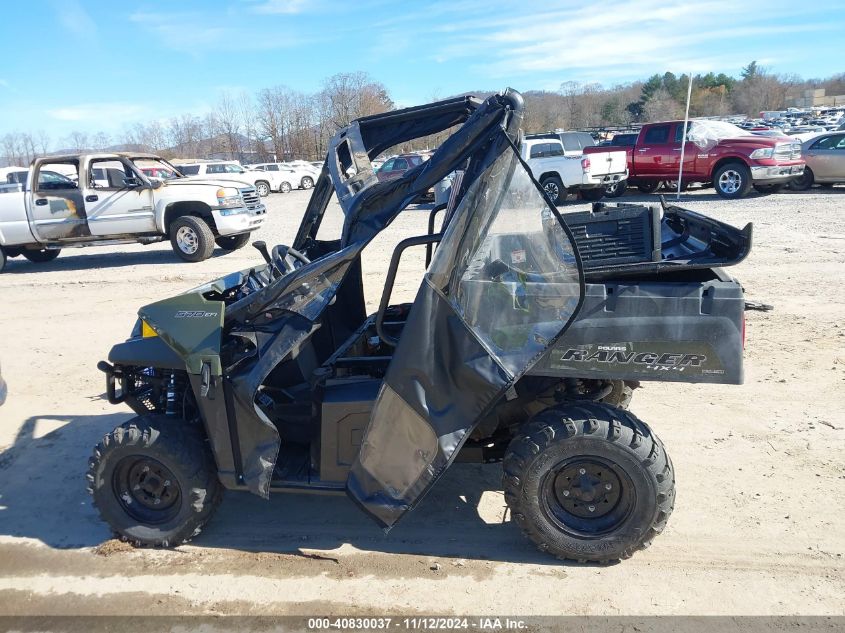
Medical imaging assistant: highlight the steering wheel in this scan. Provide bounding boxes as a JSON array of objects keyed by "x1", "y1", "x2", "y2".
[{"x1": 271, "y1": 244, "x2": 311, "y2": 276}]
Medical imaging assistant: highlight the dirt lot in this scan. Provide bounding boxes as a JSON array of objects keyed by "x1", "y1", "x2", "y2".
[{"x1": 0, "y1": 186, "x2": 843, "y2": 616}]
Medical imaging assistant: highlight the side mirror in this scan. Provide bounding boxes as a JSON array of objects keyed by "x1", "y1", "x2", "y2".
[{"x1": 123, "y1": 177, "x2": 142, "y2": 188}]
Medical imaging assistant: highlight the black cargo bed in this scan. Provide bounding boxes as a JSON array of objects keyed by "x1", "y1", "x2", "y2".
[{"x1": 562, "y1": 198, "x2": 752, "y2": 280}]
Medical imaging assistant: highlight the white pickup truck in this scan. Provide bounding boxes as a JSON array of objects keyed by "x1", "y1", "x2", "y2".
[
  {"x1": 521, "y1": 138, "x2": 627, "y2": 204},
  {"x1": 0, "y1": 153, "x2": 267, "y2": 272}
]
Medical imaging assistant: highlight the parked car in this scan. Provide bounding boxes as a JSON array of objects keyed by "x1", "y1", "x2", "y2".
[
  {"x1": 521, "y1": 137, "x2": 627, "y2": 203},
  {"x1": 375, "y1": 154, "x2": 425, "y2": 182},
  {"x1": 526, "y1": 130, "x2": 597, "y2": 154},
  {"x1": 0, "y1": 153, "x2": 266, "y2": 271},
  {"x1": 250, "y1": 162, "x2": 316, "y2": 190},
  {"x1": 179, "y1": 161, "x2": 280, "y2": 197},
  {"x1": 585, "y1": 120, "x2": 805, "y2": 198},
  {"x1": 376, "y1": 154, "x2": 433, "y2": 200},
  {"x1": 790, "y1": 131, "x2": 845, "y2": 190},
  {"x1": 141, "y1": 166, "x2": 179, "y2": 180}
]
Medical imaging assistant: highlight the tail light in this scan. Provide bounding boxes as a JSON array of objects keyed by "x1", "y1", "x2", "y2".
[{"x1": 581, "y1": 157, "x2": 591, "y2": 172}]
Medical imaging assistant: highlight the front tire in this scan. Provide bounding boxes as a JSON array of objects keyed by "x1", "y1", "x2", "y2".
[
  {"x1": 301, "y1": 176, "x2": 314, "y2": 190},
  {"x1": 215, "y1": 233, "x2": 251, "y2": 251},
  {"x1": 540, "y1": 175, "x2": 565, "y2": 205},
  {"x1": 713, "y1": 162, "x2": 752, "y2": 199},
  {"x1": 23, "y1": 248, "x2": 61, "y2": 263},
  {"x1": 503, "y1": 402, "x2": 675, "y2": 563},
  {"x1": 789, "y1": 167, "x2": 814, "y2": 191},
  {"x1": 87, "y1": 416, "x2": 222, "y2": 547},
  {"x1": 170, "y1": 216, "x2": 215, "y2": 263}
]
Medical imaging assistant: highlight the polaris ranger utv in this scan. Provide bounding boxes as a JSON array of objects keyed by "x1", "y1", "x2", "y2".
[{"x1": 90, "y1": 89, "x2": 751, "y2": 562}]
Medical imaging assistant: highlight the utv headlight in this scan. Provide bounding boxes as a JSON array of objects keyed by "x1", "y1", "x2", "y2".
[
  {"x1": 216, "y1": 187, "x2": 244, "y2": 209},
  {"x1": 750, "y1": 147, "x2": 774, "y2": 159}
]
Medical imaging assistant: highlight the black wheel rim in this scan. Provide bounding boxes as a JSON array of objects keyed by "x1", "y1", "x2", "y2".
[
  {"x1": 544, "y1": 182, "x2": 559, "y2": 199},
  {"x1": 540, "y1": 456, "x2": 635, "y2": 537},
  {"x1": 113, "y1": 456, "x2": 182, "y2": 524}
]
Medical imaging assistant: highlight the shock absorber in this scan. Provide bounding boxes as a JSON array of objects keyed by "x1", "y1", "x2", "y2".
[{"x1": 165, "y1": 372, "x2": 178, "y2": 416}]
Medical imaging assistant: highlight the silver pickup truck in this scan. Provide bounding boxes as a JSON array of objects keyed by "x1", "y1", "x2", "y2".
[{"x1": 0, "y1": 153, "x2": 267, "y2": 272}]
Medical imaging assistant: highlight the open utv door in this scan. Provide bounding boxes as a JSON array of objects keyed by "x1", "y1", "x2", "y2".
[{"x1": 347, "y1": 141, "x2": 586, "y2": 528}]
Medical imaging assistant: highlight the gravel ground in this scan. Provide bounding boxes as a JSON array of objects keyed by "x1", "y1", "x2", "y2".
[{"x1": 0, "y1": 184, "x2": 843, "y2": 616}]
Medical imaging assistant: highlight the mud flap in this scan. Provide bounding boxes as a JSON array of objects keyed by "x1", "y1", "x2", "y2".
[{"x1": 347, "y1": 144, "x2": 585, "y2": 529}]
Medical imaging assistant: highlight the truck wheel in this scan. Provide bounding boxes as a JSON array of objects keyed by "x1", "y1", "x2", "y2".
[
  {"x1": 604, "y1": 180, "x2": 627, "y2": 198},
  {"x1": 301, "y1": 176, "x2": 314, "y2": 190},
  {"x1": 280, "y1": 181, "x2": 292, "y2": 194},
  {"x1": 789, "y1": 167, "x2": 814, "y2": 191},
  {"x1": 540, "y1": 176, "x2": 565, "y2": 205},
  {"x1": 713, "y1": 162, "x2": 752, "y2": 199},
  {"x1": 215, "y1": 233, "x2": 251, "y2": 251},
  {"x1": 23, "y1": 248, "x2": 61, "y2": 263},
  {"x1": 255, "y1": 181, "x2": 271, "y2": 197},
  {"x1": 636, "y1": 181, "x2": 660, "y2": 194},
  {"x1": 503, "y1": 402, "x2": 675, "y2": 563},
  {"x1": 581, "y1": 187, "x2": 605, "y2": 202},
  {"x1": 753, "y1": 183, "x2": 784, "y2": 195},
  {"x1": 170, "y1": 216, "x2": 215, "y2": 263},
  {"x1": 0, "y1": 248, "x2": 6, "y2": 273},
  {"x1": 87, "y1": 416, "x2": 222, "y2": 547}
]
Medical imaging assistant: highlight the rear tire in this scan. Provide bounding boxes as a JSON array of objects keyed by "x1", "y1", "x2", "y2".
[
  {"x1": 540, "y1": 175, "x2": 565, "y2": 205},
  {"x1": 636, "y1": 181, "x2": 660, "y2": 194},
  {"x1": 280, "y1": 181, "x2": 292, "y2": 194},
  {"x1": 87, "y1": 416, "x2": 222, "y2": 547},
  {"x1": 301, "y1": 176, "x2": 314, "y2": 190},
  {"x1": 0, "y1": 248, "x2": 6, "y2": 273},
  {"x1": 215, "y1": 233, "x2": 251, "y2": 251},
  {"x1": 580, "y1": 187, "x2": 605, "y2": 202},
  {"x1": 170, "y1": 216, "x2": 215, "y2": 263},
  {"x1": 713, "y1": 162, "x2": 752, "y2": 199},
  {"x1": 503, "y1": 402, "x2": 675, "y2": 563},
  {"x1": 23, "y1": 248, "x2": 61, "y2": 263}
]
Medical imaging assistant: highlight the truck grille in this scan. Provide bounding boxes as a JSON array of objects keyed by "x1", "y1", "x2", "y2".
[
  {"x1": 240, "y1": 187, "x2": 261, "y2": 210},
  {"x1": 774, "y1": 142, "x2": 801, "y2": 160}
]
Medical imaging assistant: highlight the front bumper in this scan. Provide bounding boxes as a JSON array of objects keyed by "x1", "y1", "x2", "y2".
[
  {"x1": 212, "y1": 204, "x2": 267, "y2": 236},
  {"x1": 751, "y1": 164, "x2": 804, "y2": 182}
]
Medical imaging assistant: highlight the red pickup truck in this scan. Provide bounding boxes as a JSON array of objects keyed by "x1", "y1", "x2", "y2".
[{"x1": 585, "y1": 120, "x2": 805, "y2": 199}]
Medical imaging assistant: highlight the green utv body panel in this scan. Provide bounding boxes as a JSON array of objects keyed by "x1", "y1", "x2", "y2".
[{"x1": 138, "y1": 292, "x2": 224, "y2": 376}]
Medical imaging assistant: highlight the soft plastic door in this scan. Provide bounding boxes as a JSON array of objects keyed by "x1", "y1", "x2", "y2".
[{"x1": 347, "y1": 144, "x2": 585, "y2": 528}]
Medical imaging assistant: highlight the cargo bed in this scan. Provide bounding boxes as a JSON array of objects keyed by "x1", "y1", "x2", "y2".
[{"x1": 526, "y1": 200, "x2": 751, "y2": 385}]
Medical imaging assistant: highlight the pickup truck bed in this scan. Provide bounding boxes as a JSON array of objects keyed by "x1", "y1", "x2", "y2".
[{"x1": 527, "y1": 200, "x2": 750, "y2": 385}]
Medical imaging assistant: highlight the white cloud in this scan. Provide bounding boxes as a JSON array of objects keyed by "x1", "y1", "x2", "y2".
[
  {"x1": 130, "y1": 10, "x2": 309, "y2": 54},
  {"x1": 247, "y1": 0, "x2": 309, "y2": 14},
  {"x1": 414, "y1": 0, "x2": 832, "y2": 84},
  {"x1": 47, "y1": 103, "x2": 149, "y2": 122},
  {"x1": 52, "y1": 0, "x2": 96, "y2": 39}
]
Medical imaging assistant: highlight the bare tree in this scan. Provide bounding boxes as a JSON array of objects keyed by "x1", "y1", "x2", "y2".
[{"x1": 215, "y1": 93, "x2": 242, "y2": 160}]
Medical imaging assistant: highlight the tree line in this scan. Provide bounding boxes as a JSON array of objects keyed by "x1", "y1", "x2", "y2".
[{"x1": 2, "y1": 64, "x2": 843, "y2": 167}]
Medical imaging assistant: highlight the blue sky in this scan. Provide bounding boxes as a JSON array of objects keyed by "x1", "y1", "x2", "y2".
[{"x1": 1, "y1": 0, "x2": 842, "y2": 145}]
